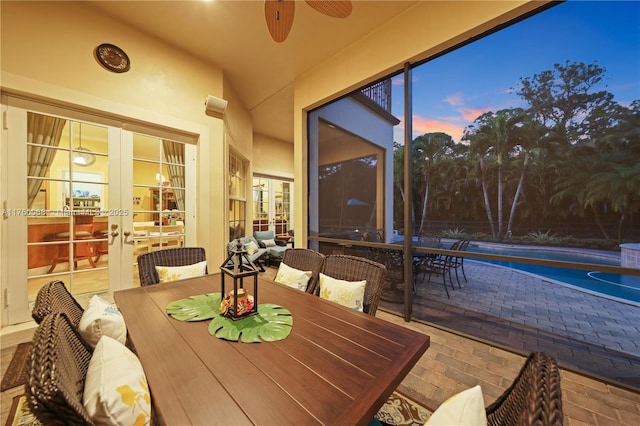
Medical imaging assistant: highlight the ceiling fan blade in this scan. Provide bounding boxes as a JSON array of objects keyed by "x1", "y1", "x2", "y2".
[
  {"x1": 305, "y1": 1, "x2": 352, "y2": 19},
  {"x1": 265, "y1": 0, "x2": 295, "y2": 43}
]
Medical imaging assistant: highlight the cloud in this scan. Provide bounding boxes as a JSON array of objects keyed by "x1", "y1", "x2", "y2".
[
  {"x1": 413, "y1": 115, "x2": 466, "y2": 141},
  {"x1": 393, "y1": 114, "x2": 467, "y2": 143},
  {"x1": 445, "y1": 92, "x2": 493, "y2": 121}
]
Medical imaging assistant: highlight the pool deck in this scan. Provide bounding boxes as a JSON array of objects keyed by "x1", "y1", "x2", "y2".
[{"x1": 379, "y1": 260, "x2": 640, "y2": 393}]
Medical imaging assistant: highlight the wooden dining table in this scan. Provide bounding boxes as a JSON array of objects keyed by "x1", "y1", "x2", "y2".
[{"x1": 114, "y1": 273, "x2": 430, "y2": 425}]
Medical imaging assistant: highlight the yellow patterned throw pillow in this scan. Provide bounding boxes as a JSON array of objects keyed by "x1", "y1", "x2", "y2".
[
  {"x1": 155, "y1": 260, "x2": 207, "y2": 283},
  {"x1": 83, "y1": 335, "x2": 152, "y2": 426},
  {"x1": 244, "y1": 241, "x2": 259, "y2": 255},
  {"x1": 318, "y1": 273, "x2": 366, "y2": 311},
  {"x1": 425, "y1": 385, "x2": 487, "y2": 425},
  {"x1": 78, "y1": 295, "x2": 127, "y2": 348},
  {"x1": 274, "y1": 262, "x2": 312, "y2": 291}
]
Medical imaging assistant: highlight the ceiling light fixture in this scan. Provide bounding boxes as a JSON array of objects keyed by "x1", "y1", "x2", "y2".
[{"x1": 72, "y1": 126, "x2": 96, "y2": 166}]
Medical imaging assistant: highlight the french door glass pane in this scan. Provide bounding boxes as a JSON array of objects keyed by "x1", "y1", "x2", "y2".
[
  {"x1": 26, "y1": 114, "x2": 109, "y2": 301},
  {"x1": 132, "y1": 135, "x2": 186, "y2": 279}
]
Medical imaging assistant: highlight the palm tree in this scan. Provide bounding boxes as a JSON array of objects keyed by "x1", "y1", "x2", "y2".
[
  {"x1": 465, "y1": 109, "x2": 524, "y2": 238},
  {"x1": 505, "y1": 113, "x2": 546, "y2": 236},
  {"x1": 550, "y1": 148, "x2": 613, "y2": 241},
  {"x1": 412, "y1": 133, "x2": 456, "y2": 234},
  {"x1": 588, "y1": 159, "x2": 640, "y2": 242}
]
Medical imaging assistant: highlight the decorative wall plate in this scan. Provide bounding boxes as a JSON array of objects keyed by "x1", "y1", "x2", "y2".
[{"x1": 95, "y1": 43, "x2": 130, "y2": 73}]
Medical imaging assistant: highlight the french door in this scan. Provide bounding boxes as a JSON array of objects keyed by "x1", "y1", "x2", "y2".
[
  {"x1": 252, "y1": 177, "x2": 293, "y2": 236},
  {"x1": 2, "y1": 99, "x2": 195, "y2": 325}
]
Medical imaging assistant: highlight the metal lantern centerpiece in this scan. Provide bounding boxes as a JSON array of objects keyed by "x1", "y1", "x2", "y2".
[{"x1": 219, "y1": 240, "x2": 259, "y2": 320}]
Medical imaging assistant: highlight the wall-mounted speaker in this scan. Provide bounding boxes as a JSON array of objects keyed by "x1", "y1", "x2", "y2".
[{"x1": 204, "y1": 95, "x2": 228, "y2": 119}]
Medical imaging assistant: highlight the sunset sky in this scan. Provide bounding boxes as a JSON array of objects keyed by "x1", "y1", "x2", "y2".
[{"x1": 391, "y1": 0, "x2": 640, "y2": 143}]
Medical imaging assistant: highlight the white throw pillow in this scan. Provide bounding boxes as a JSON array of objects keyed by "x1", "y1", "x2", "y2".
[
  {"x1": 275, "y1": 262, "x2": 312, "y2": 291},
  {"x1": 262, "y1": 238, "x2": 277, "y2": 247},
  {"x1": 425, "y1": 385, "x2": 487, "y2": 426},
  {"x1": 155, "y1": 260, "x2": 207, "y2": 283},
  {"x1": 244, "y1": 241, "x2": 259, "y2": 255},
  {"x1": 318, "y1": 273, "x2": 366, "y2": 311},
  {"x1": 83, "y1": 336, "x2": 152, "y2": 426},
  {"x1": 78, "y1": 295, "x2": 127, "y2": 348}
]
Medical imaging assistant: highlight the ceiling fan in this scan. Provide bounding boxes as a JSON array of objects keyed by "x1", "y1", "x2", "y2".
[{"x1": 265, "y1": 0, "x2": 353, "y2": 43}]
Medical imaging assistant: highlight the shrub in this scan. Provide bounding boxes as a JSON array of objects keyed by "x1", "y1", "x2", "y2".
[
  {"x1": 442, "y1": 228, "x2": 468, "y2": 239},
  {"x1": 526, "y1": 230, "x2": 559, "y2": 243}
]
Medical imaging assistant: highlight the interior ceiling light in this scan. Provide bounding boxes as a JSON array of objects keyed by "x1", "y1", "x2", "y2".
[{"x1": 72, "y1": 127, "x2": 96, "y2": 166}]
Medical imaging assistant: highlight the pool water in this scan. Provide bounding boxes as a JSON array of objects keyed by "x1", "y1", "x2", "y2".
[{"x1": 466, "y1": 244, "x2": 640, "y2": 305}]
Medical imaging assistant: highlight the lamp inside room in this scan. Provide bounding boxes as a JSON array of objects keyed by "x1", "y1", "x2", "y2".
[{"x1": 71, "y1": 126, "x2": 96, "y2": 166}]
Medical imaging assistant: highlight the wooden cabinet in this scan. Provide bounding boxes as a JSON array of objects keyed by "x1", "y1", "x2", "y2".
[{"x1": 150, "y1": 188, "x2": 176, "y2": 223}]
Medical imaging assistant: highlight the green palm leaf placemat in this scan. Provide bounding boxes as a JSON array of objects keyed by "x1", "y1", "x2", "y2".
[{"x1": 166, "y1": 293, "x2": 293, "y2": 343}]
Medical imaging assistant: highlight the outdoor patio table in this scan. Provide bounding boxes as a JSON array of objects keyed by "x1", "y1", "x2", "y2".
[{"x1": 114, "y1": 273, "x2": 430, "y2": 425}]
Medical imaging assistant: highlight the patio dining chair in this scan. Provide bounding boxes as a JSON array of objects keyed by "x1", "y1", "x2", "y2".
[
  {"x1": 280, "y1": 248, "x2": 325, "y2": 294},
  {"x1": 486, "y1": 351, "x2": 563, "y2": 425},
  {"x1": 319, "y1": 254, "x2": 386, "y2": 316},
  {"x1": 31, "y1": 280, "x2": 85, "y2": 327},
  {"x1": 425, "y1": 240, "x2": 462, "y2": 291},
  {"x1": 449, "y1": 238, "x2": 471, "y2": 286},
  {"x1": 26, "y1": 312, "x2": 95, "y2": 425},
  {"x1": 137, "y1": 247, "x2": 207, "y2": 286},
  {"x1": 412, "y1": 241, "x2": 461, "y2": 298}
]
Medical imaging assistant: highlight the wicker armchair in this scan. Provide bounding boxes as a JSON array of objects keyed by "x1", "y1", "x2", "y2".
[
  {"x1": 137, "y1": 247, "x2": 207, "y2": 286},
  {"x1": 281, "y1": 248, "x2": 326, "y2": 294},
  {"x1": 31, "y1": 280, "x2": 84, "y2": 327},
  {"x1": 319, "y1": 254, "x2": 386, "y2": 316},
  {"x1": 486, "y1": 352, "x2": 563, "y2": 426},
  {"x1": 26, "y1": 312, "x2": 95, "y2": 425}
]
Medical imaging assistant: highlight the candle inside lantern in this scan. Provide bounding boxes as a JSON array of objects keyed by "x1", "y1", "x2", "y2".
[{"x1": 220, "y1": 288, "x2": 255, "y2": 317}]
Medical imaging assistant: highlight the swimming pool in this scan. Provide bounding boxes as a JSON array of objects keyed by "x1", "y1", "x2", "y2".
[{"x1": 466, "y1": 244, "x2": 640, "y2": 305}]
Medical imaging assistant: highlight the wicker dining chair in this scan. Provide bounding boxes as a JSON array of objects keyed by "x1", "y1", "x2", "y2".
[
  {"x1": 319, "y1": 254, "x2": 386, "y2": 316},
  {"x1": 137, "y1": 247, "x2": 207, "y2": 286},
  {"x1": 486, "y1": 351, "x2": 563, "y2": 426},
  {"x1": 31, "y1": 280, "x2": 85, "y2": 327},
  {"x1": 26, "y1": 312, "x2": 95, "y2": 425},
  {"x1": 281, "y1": 248, "x2": 326, "y2": 294}
]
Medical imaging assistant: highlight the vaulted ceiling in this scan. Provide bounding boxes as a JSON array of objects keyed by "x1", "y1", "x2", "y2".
[{"x1": 86, "y1": 1, "x2": 420, "y2": 143}]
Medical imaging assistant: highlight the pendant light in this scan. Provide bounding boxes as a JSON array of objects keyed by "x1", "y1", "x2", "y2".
[{"x1": 72, "y1": 125, "x2": 96, "y2": 166}]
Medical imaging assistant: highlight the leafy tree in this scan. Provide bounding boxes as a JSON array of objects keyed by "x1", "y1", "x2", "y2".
[{"x1": 517, "y1": 60, "x2": 617, "y2": 145}]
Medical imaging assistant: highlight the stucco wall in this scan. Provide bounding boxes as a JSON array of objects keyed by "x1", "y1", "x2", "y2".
[
  {"x1": 253, "y1": 134, "x2": 294, "y2": 179},
  {"x1": 0, "y1": 1, "x2": 253, "y2": 266}
]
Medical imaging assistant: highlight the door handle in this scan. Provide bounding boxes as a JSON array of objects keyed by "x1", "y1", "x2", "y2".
[
  {"x1": 123, "y1": 230, "x2": 135, "y2": 245},
  {"x1": 110, "y1": 224, "x2": 119, "y2": 239}
]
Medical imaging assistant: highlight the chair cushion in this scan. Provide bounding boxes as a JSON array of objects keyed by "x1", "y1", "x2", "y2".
[
  {"x1": 254, "y1": 230, "x2": 275, "y2": 242},
  {"x1": 78, "y1": 295, "x2": 127, "y2": 348},
  {"x1": 262, "y1": 238, "x2": 277, "y2": 247},
  {"x1": 267, "y1": 246, "x2": 287, "y2": 259},
  {"x1": 155, "y1": 260, "x2": 208, "y2": 283},
  {"x1": 83, "y1": 335, "x2": 152, "y2": 426},
  {"x1": 229, "y1": 237, "x2": 258, "y2": 253},
  {"x1": 275, "y1": 262, "x2": 312, "y2": 291},
  {"x1": 244, "y1": 240, "x2": 259, "y2": 255},
  {"x1": 318, "y1": 273, "x2": 366, "y2": 312},
  {"x1": 425, "y1": 385, "x2": 487, "y2": 426}
]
